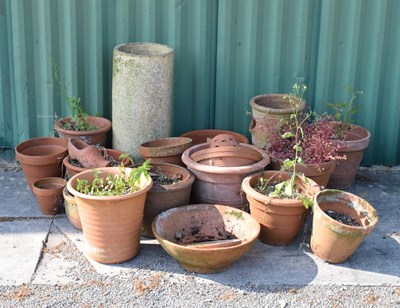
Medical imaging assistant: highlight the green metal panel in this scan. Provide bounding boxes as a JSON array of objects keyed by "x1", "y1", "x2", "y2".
[{"x1": 0, "y1": 0, "x2": 399, "y2": 165}]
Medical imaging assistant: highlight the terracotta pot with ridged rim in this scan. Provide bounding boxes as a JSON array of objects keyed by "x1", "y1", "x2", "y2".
[
  {"x1": 242, "y1": 170, "x2": 320, "y2": 246},
  {"x1": 32, "y1": 177, "x2": 67, "y2": 215},
  {"x1": 67, "y1": 167, "x2": 153, "y2": 264},
  {"x1": 180, "y1": 129, "x2": 249, "y2": 146},
  {"x1": 311, "y1": 189, "x2": 378, "y2": 263},
  {"x1": 15, "y1": 137, "x2": 68, "y2": 192}
]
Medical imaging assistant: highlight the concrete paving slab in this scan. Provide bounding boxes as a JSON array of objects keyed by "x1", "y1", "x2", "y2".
[{"x1": 0, "y1": 219, "x2": 51, "y2": 286}]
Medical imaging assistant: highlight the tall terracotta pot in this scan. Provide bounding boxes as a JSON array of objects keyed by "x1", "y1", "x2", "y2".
[
  {"x1": 15, "y1": 137, "x2": 68, "y2": 192},
  {"x1": 311, "y1": 189, "x2": 378, "y2": 263},
  {"x1": 242, "y1": 171, "x2": 320, "y2": 246},
  {"x1": 67, "y1": 167, "x2": 153, "y2": 264}
]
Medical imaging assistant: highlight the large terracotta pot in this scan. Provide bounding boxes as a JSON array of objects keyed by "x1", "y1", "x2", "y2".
[
  {"x1": 140, "y1": 137, "x2": 192, "y2": 166},
  {"x1": 67, "y1": 167, "x2": 153, "y2": 264},
  {"x1": 15, "y1": 137, "x2": 68, "y2": 192},
  {"x1": 249, "y1": 94, "x2": 307, "y2": 148},
  {"x1": 180, "y1": 129, "x2": 249, "y2": 146},
  {"x1": 141, "y1": 163, "x2": 195, "y2": 238},
  {"x1": 32, "y1": 177, "x2": 67, "y2": 215},
  {"x1": 54, "y1": 116, "x2": 112, "y2": 147},
  {"x1": 328, "y1": 124, "x2": 370, "y2": 189},
  {"x1": 152, "y1": 204, "x2": 260, "y2": 273},
  {"x1": 311, "y1": 189, "x2": 378, "y2": 263},
  {"x1": 270, "y1": 157, "x2": 336, "y2": 188},
  {"x1": 182, "y1": 135, "x2": 270, "y2": 211},
  {"x1": 242, "y1": 171, "x2": 320, "y2": 246}
]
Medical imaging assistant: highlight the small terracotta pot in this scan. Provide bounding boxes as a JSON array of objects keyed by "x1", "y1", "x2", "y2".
[
  {"x1": 270, "y1": 157, "x2": 336, "y2": 188},
  {"x1": 63, "y1": 187, "x2": 82, "y2": 230},
  {"x1": 54, "y1": 116, "x2": 112, "y2": 147},
  {"x1": 152, "y1": 204, "x2": 260, "y2": 273},
  {"x1": 15, "y1": 137, "x2": 68, "y2": 192},
  {"x1": 242, "y1": 171, "x2": 320, "y2": 246},
  {"x1": 141, "y1": 163, "x2": 195, "y2": 238},
  {"x1": 180, "y1": 129, "x2": 249, "y2": 146},
  {"x1": 32, "y1": 177, "x2": 67, "y2": 215},
  {"x1": 67, "y1": 167, "x2": 153, "y2": 264},
  {"x1": 140, "y1": 137, "x2": 192, "y2": 166},
  {"x1": 328, "y1": 124, "x2": 370, "y2": 189},
  {"x1": 311, "y1": 189, "x2": 378, "y2": 263}
]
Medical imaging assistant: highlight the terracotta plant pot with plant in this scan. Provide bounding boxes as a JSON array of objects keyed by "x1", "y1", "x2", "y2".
[
  {"x1": 141, "y1": 162, "x2": 195, "y2": 238},
  {"x1": 32, "y1": 177, "x2": 67, "y2": 215},
  {"x1": 311, "y1": 189, "x2": 378, "y2": 263},
  {"x1": 181, "y1": 129, "x2": 249, "y2": 146},
  {"x1": 66, "y1": 161, "x2": 152, "y2": 264},
  {"x1": 15, "y1": 137, "x2": 68, "y2": 192}
]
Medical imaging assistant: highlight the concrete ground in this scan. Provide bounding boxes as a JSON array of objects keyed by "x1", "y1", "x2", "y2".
[{"x1": 0, "y1": 160, "x2": 399, "y2": 306}]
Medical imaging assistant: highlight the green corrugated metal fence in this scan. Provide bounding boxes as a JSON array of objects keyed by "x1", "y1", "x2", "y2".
[{"x1": 1, "y1": 0, "x2": 399, "y2": 165}]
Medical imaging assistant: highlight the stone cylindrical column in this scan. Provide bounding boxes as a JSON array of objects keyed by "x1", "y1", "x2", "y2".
[{"x1": 112, "y1": 43, "x2": 174, "y2": 159}]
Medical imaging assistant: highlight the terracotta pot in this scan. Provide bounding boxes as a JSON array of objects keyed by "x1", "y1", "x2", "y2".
[
  {"x1": 152, "y1": 204, "x2": 260, "y2": 273},
  {"x1": 32, "y1": 177, "x2": 67, "y2": 215},
  {"x1": 311, "y1": 189, "x2": 378, "y2": 263},
  {"x1": 180, "y1": 129, "x2": 249, "y2": 145},
  {"x1": 328, "y1": 124, "x2": 370, "y2": 189},
  {"x1": 242, "y1": 171, "x2": 320, "y2": 246},
  {"x1": 63, "y1": 187, "x2": 82, "y2": 230},
  {"x1": 54, "y1": 116, "x2": 112, "y2": 147},
  {"x1": 249, "y1": 94, "x2": 307, "y2": 148},
  {"x1": 63, "y1": 148, "x2": 129, "y2": 179},
  {"x1": 141, "y1": 163, "x2": 195, "y2": 238},
  {"x1": 270, "y1": 157, "x2": 336, "y2": 188},
  {"x1": 15, "y1": 137, "x2": 68, "y2": 192},
  {"x1": 68, "y1": 138, "x2": 111, "y2": 168},
  {"x1": 182, "y1": 136, "x2": 270, "y2": 211},
  {"x1": 140, "y1": 137, "x2": 192, "y2": 166}
]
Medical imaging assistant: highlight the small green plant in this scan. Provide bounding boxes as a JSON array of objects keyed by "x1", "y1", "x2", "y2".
[
  {"x1": 76, "y1": 158, "x2": 151, "y2": 196},
  {"x1": 51, "y1": 58, "x2": 96, "y2": 132},
  {"x1": 327, "y1": 85, "x2": 363, "y2": 140}
]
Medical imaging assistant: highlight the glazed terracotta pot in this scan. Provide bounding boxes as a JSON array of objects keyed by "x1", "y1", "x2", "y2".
[
  {"x1": 180, "y1": 129, "x2": 249, "y2": 146},
  {"x1": 54, "y1": 116, "x2": 112, "y2": 147},
  {"x1": 182, "y1": 135, "x2": 270, "y2": 211},
  {"x1": 67, "y1": 167, "x2": 153, "y2": 264},
  {"x1": 141, "y1": 163, "x2": 195, "y2": 238},
  {"x1": 270, "y1": 157, "x2": 336, "y2": 188},
  {"x1": 249, "y1": 94, "x2": 307, "y2": 148},
  {"x1": 15, "y1": 137, "x2": 68, "y2": 192},
  {"x1": 63, "y1": 148, "x2": 129, "y2": 179},
  {"x1": 328, "y1": 124, "x2": 370, "y2": 189},
  {"x1": 63, "y1": 187, "x2": 82, "y2": 230},
  {"x1": 152, "y1": 204, "x2": 260, "y2": 273},
  {"x1": 311, "y1": 189, "x2": 378, "y2": 263},
  {"x1": 140, "y1": 137, "x2": 192, "y2": 166},
  {"x1": 32, "y1": 177, "x2": 67, "y2": 215},
  {"x1": 242, "y1": 171, "x2": 320, "y2": 246}
]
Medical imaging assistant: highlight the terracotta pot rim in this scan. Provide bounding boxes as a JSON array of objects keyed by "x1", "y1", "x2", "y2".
[
  {"x1": 140, "y1": 137, "x2": 192, "y2": 157},
  {"x1": 249, "y1": 94, "x2": 307, "y2": 114},
  {"x1": 337, "y1": 123, "x2": 371, "y2": 152},
  {"x1": 67, "y1": 167, "x2": 153, "y2": 201},
  {"x1": 54, "y1": 116, "x2": 112, "y2": 136},
  {"x1": 114, "y1": 42, "x2": 174, "y2": 57},
  {"x1": 146, "y1": 162, "x2": 195, "y2": 192},
  {"x1": 182, "y1": 143, "x2": 270, "y2": 174},
  {"x1": 152, "y1": 204, "x2": 260, "y2": 251},
  {"x1": 15, "y1": 137, "x2": 68, "y2": 164},
  {"x1": 271, "y1": 157, "x2": 337, "y2": 172}
]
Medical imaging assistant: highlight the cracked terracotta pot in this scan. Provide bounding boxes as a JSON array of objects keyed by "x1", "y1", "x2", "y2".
[
  {"x1": 311, "y1": 189, "x2": 378, "y2": 263},
  {"x1": 32, "y1": 177, "x2": 67, "y2": 215},
  {"x1": 152, "y1": 204, "x2": 260, "y2": 273},
  {"x1": 180, "y1": 129, "x2": 249, "y2": 146}
]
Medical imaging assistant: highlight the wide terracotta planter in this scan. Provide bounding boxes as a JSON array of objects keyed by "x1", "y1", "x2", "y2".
[
  {"x1": 63, "y1": 148, "x2": 129, "y2": 179},
  {"x1": 328, "y1": 124, "x2": 370, "y2": 189},
  {"x1": 180, "y1": 129, "x2": 249, "y2": 146},
  {"x1": 152, "y1": 204, "x2": 260, "y2": 273},
  {"x1": 15, "y1": 137, "x2": 68, "y2": 192},
  {"x1": 54, "y1": 116, "x2": 112, "y2": 147},
  {"x1": 242, "y1": 171, "x2": 320, "y2": 246},
  {"x1": 270, "y1": 157, "x2": 336, "y2": 188},
  {"x1": 311, "y1": 189, "x2": 378, "y2": 263},
  {"x1": 67, "y1": 167, "x2": 153, "y2": 264},
  {"x1": 63, "y1": 187, "x2": 81, "y2": 230},
  {"x1": 182, "y1": 135, "x2": 270, "y2": 211},
  {"x1": 249, "y1": 94, "x2": 307, "y2": 148},
  {"x1": 141, "y1": 163, "x2": 195, "y2": 238},
  {"x1": 140, "y1": 137, "x2": 192, "y2": 166},
  {"x1": 32, "y1": 177, "x2": 67, "y2": 215}
]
